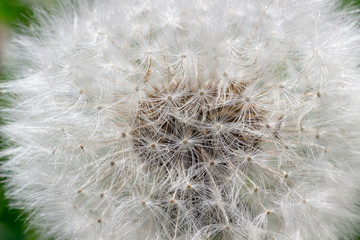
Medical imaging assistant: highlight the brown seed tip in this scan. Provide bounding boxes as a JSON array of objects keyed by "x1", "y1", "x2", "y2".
[
  {"x1": 209, "y1": 161, "x2": 215, "y2": 166},
  {"x1": 182, "y1": 139, "x2": 189, "y2": 145},
  {"x1": 80, "y1": 145, "x2": 84, "y2": 150},
  {"x1": 167, "y1": 95, "x2": 173, "y2": 100},
  {"x1": 317, "y1": 92, "x2": 321, "y2": 97},
  {"x1": 97, "y1": 105, "x2": 102, "y2": 110},
  {"x1": 141, "y1": 200, "x2": 146, "y2": 205},
  {"x1": 97, "y1": 219, "x2": 102, "y2": 223},
  {"x1": 246, "y1": 156, "x2": 252, "y2": 162},
  {"x1": 150, "y1": 143, "x2": 157, "y2": 149},
  {"x1": 302, "y1": 199, "x2": 306, "y2": 204},
  {"x1": 169, "y1": 198, "x2": 175, "y2": 204},
  {"x1": 121, "y1": 132, "x2": 127, "y2": 138},
  {"x1": 266, "y1": 123, "x2": 271, "y2": 129},
  {"x1": 100, "y1": 193, "x2": 104, "y2": 198},
  {"x1": 77, "y1": 190, "x2": 82, "y2": 194},
  {"x1": 266, "y1": 210, "x2": 271, "y2": 215},
  {"x1": 254, "y1": 187, "x2": 258, "y2": 192},
  {"x1": 186, "y1": 184, "x2": 192, "y2": 189},
  {"x1": 284, "y1": 173, "x2": 288, "y2": 178},
  {"x1": 110, "y1": 161, "x2": 115, "y2": 166},
  {"x1": 224, "y1": 225, "x2": 230, "y2": 230},
  {"x1": 245, "y1": 97, "x2": 251, "y2": 102},
  {"x1": 199, "y1": 90, "x2": 205, "y2": 96}
]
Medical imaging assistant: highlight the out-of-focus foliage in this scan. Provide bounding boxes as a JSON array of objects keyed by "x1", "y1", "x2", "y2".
[
  {"x1": 342, "y1": 0, "x2": 360, "y2": 7},
  {"x1": 0, "y1": 0, "x2": 33, "y2": 26}
]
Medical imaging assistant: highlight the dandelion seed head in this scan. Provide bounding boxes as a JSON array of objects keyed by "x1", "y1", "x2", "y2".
[{"x1": 2, "y1": 0, "x2": 360, "y2": 239}]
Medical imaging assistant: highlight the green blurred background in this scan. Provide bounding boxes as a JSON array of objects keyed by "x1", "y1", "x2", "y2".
[{"x1": 1, "y1": 0, "x2": 360, "y2": 239}]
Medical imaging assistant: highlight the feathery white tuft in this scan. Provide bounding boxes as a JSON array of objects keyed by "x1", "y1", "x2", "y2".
[{"x1": 2, "y1": 0, "x2": 360, "y2": 239}]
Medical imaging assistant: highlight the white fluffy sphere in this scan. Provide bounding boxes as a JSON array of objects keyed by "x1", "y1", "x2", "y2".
[{"x1": 2, "y1": 0, "x2": 360, "y2": 239}]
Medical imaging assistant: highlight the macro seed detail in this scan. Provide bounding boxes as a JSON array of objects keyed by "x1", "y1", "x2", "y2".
[
  {"x1": 128, "y1": 79, "x2": 276, "y2": 235},
  {"x1": 131, "y1": 80, "x2": 263, "y2": 170}
]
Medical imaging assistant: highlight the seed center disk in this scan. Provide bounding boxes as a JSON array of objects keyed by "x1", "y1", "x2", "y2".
[{"x1": 130, "y1": 80, "x2": 263, "y2": 170}]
